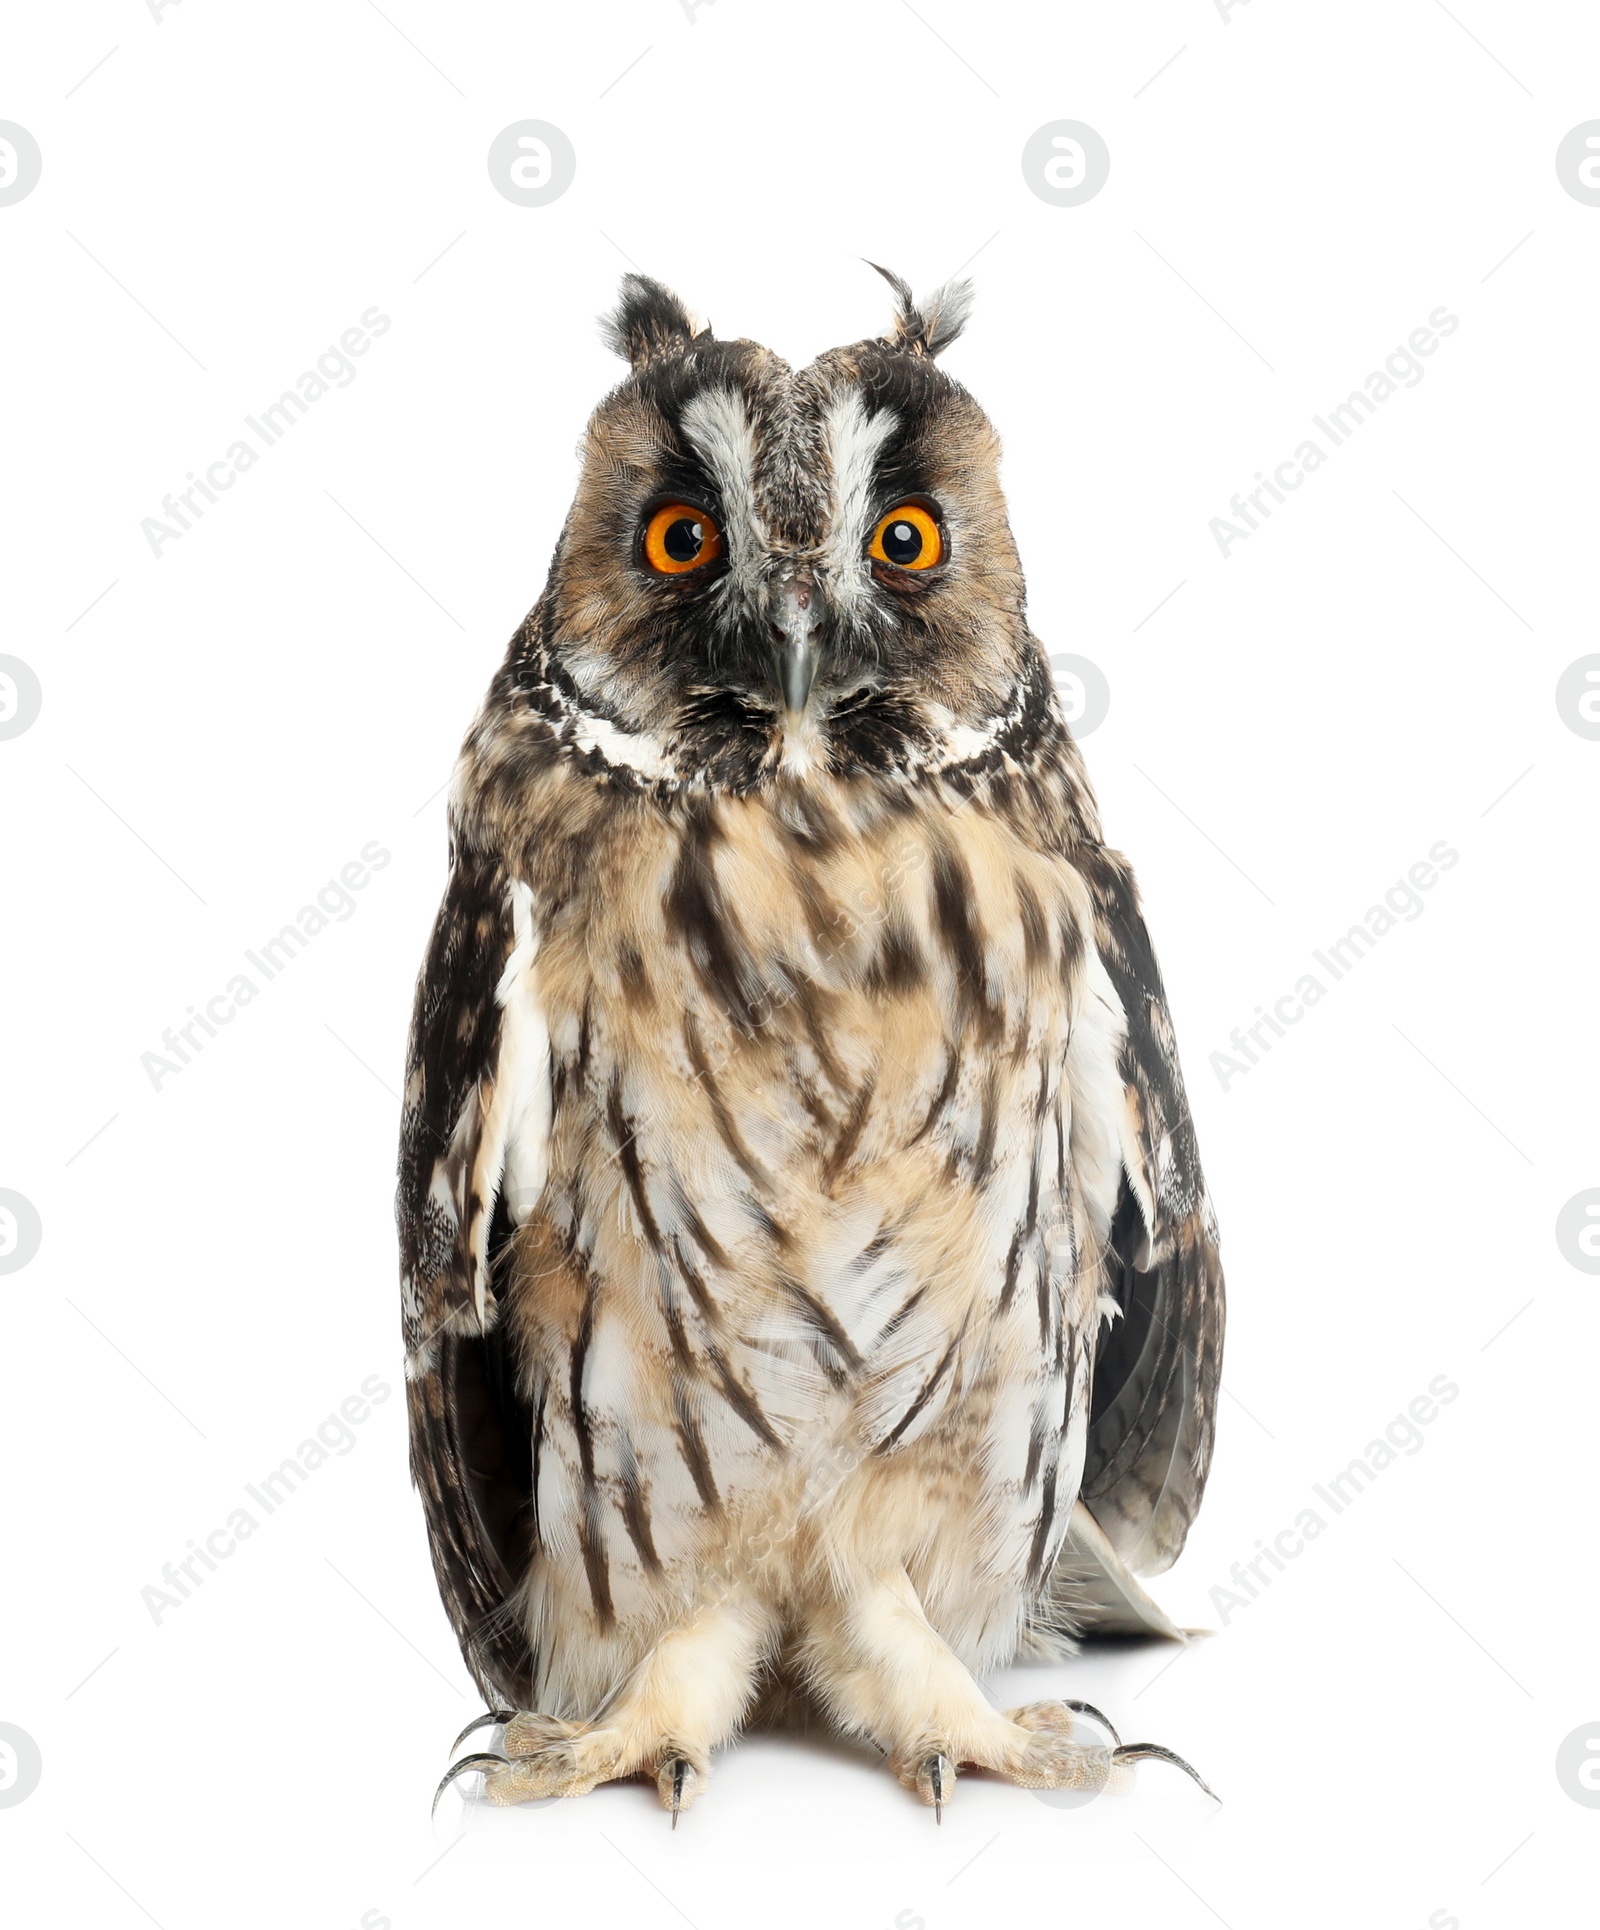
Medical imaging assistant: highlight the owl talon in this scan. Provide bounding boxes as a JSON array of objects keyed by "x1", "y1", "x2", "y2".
[
  {"x1": 450, "y1": 1709, "x2": 515, "y2": 1755},
  {"x1": 1111, "y1": 1742, "x2": 1219, "y2": 1802},
  {"x1": 914, "y1": 1752, "x2": 953, "y2": 1821},
  {"x1": 1061, "y1": 1698, "x2": 1121, "y2": 1746},
  {"x1": 431, "y1": 1752, "x2": 509, "y2": 1818},
  {"x1": 657, "y1": 1753, "x2": 700, "y2": 1827}
]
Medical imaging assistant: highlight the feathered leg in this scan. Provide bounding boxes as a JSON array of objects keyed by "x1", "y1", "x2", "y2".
[
  {"x1": 437, "y1": 1593, "x2": 779, "y2": 1820},
  {"x1": 797, "y1": 1567, "x2": 1214, "y2": 1813}
]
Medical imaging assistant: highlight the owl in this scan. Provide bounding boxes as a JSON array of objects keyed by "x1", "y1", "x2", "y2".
[{"x1": 400, "y1": 270, "x2": 1225, "y2": 1822}]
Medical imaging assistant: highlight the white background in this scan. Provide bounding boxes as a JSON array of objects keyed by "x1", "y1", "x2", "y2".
[{"x1": 4, "y1": 2, "x2": 1597, "y2": 1926}]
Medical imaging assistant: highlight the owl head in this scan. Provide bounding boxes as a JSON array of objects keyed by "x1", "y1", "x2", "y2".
[{"x1": 513, "y1": 269, "x2": 1048, "y2": 792}]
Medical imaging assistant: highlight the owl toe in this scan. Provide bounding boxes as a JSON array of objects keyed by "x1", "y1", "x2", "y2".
[
  {"x1": 655, "y1": 1749, "x2": 708, "y2": 1825},
  {"x1": 502, "y1": 1711, "x2": 585, "y2": 1757},
  {"x1": 997, "y1": 1702, "x2": 1217, "y2": 1799},
  {"x1": 483, "y1": 1744, "x2": 598, "y2": 1804}
]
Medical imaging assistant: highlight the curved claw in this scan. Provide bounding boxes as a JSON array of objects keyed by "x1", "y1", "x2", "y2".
[
  {"x1": 655, "y1": 1752, "x2": 702, "y2": 1828},
  {"x1": 432, "y1": 1751, "x2": 508, "y2": 1819},
  {"x1": 916, "y1": 1752, "x2": 953, "y2": 1823},
  {"x1": 1112, "y1": 1742, "x2": 1219, "y2": 1803},
  {"x1": 451, "y1": 1709, "x2": 516, "y2": 1755},
  {"x1": 668, "y1": 1757, "x2": 687, "y2": 1830},
  {"x1": 1061, "y1": 1698, "x2": 1122, "y2": 1746}
]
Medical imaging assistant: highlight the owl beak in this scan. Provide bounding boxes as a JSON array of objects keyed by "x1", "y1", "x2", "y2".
[
  {"x1": 781, "y1": 634, "x2": 818, "y2": 718},
  {"x1": 774, "y1": 576, "x2": 820, "y2": 720}
]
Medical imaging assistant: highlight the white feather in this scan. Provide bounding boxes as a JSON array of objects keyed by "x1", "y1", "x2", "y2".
[
  {"x1": 680, "y1": 386, "x2": 768, "y2": 609},
  {"x1": 821, "y1": 392, "x2": 898, "y2": 614}
]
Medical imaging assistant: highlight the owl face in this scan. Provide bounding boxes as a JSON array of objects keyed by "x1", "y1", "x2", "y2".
[{"x1": 527, "y1": 273, "x2": 1040, "y2": 792}]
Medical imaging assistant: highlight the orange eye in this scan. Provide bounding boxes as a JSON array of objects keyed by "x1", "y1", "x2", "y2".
[
  {"x1": 869, "y1": 502, "x2": 943, "y2": 571},
  {"x1": 643, "y1": 502, "x2": 723, "y2": 574}
]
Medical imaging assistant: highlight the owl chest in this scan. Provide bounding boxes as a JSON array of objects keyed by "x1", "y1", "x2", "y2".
[
  {"x1": 537, "y1": 804, "x2": 1060, "y2": 1248},
  {"x1": 501, "y1": 786, "x2": 1123, "y2": 1630}
]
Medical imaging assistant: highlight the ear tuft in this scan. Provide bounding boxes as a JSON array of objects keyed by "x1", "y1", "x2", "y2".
[
  {"x1": 867, "y1": 262, "x2": 974, "y2": 359},
  {"x1": 602, "y1": 274, "x2": 710, "y2": 371}
]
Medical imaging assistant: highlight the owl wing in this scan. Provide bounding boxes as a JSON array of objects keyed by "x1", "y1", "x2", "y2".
[
  {"x1": 396, "y1": 848, "x2": 550, "y2": 1705},
  {"x1": 1075, "y1": 844, "x2": 1225, "y2": 1579}
]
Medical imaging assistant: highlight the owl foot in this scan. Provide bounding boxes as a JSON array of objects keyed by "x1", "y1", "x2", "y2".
[
  {"x1": 433, "y1": 1712, "x2": 710, "y2": 1818},
  {"x1": 886, "y1": 1701, "x2": 1212, "y2": 1814},
  {"x1": 802, "y1": 1573, "x2": 1214, "y2": 1814},
  {"x1": 433, "y1": 1598, "x2": 776, "y2": 1819}
]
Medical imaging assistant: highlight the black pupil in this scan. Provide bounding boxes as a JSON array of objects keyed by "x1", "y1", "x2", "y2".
[
  {"x1": 882, "y1": 518, "x2": 923, "y2": 565},
  {"x1": 663, "y1": 516, "x2": 703, "y2": 563}
]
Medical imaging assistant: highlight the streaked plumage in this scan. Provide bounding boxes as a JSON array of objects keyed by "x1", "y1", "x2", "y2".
[{"x1": 398, "y1": 271, "x2": 1224, "y2": 1815}]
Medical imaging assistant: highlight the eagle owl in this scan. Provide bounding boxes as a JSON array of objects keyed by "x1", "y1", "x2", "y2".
[{"x1": 400, "y1": 270, "x2": 1225, "y2": 1820}]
